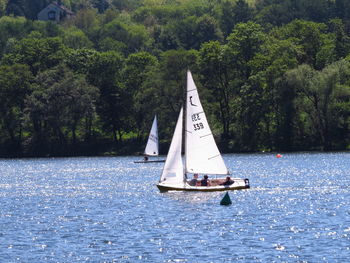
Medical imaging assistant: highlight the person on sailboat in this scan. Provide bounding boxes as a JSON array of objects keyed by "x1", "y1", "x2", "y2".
[
  {"x1": 188, "y1": 174, "x2": 199, "y2": 186},
  {"x1": 200, "y1": 175, "x2": 210, "y2": 186},
  {"x1": 220, "y1": 176, "x2": 234, "y2": 186}
]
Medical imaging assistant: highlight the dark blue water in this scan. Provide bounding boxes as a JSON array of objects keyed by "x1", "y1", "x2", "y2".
[{"x1": 0, "y1": 153, "x2": 349, "y2": 262}]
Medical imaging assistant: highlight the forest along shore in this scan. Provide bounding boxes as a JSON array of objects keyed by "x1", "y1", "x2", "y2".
[{"x1": 0, "y1": 0, "x2": 349, "y2": 157}]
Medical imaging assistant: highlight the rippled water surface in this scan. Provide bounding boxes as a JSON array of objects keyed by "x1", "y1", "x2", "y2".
[{"x1": 0, "y1": 153, "x2": 349, "y2": 262}]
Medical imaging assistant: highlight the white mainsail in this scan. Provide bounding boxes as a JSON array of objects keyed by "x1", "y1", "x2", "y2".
[
  {"x1": 159, "y1": 108, "x2": 184, "y2": 184},
  {"x1": 185, "y1": 71, "x2": 229, "y2": 175},
  {"x1": 144, "y1": 115, "x2": 159, "y2": 156}
]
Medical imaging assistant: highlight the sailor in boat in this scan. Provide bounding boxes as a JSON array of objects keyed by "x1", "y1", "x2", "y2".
[
  {"x1": 188, "y1": 174, "x2": 199, "y2": 186},
  {"x1": 200, "y1": 175, "x2": 211, "y2": 186},
  {"x1": 143, "y1": 156, "x2": 149, "y2": 162},
  {"x1": 220, "y1": 176, "x2": 234, "y2": 186}
]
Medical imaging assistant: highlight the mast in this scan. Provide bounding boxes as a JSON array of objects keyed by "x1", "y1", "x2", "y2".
[{"x1": 184, "y1": 71, "x2": 189, "y2": 178}]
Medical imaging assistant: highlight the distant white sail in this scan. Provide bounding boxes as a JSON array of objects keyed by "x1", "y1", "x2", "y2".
[
  {"x1": 185, "y1": 71, "x2": 229, "y2": 175},
  {"x1": 144, "y1": 115, "x2": 159, "y2": 156},
  {"x1": 159, "y1": 108, "x2": 184, "y2": 184}
]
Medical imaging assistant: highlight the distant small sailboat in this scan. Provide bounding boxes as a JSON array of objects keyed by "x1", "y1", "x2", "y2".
[
  {"x1": 134, "y1": 115, "x2": 165, "y2": 163},
  {"x1": 156, "y1": 71, "x2": 250, "y2": 191}
]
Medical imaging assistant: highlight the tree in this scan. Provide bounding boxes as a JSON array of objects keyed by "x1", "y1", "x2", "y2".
[
  {"x1": 86, "y1": 51, "x2": 128, "y2": 142},
  {"x1": 5, "y1": 0, "x2": 26, "y2": 17},
  {"x1": 166, "y1": 15, "x2": 223, "y2": 50},
  {"x1": 328, "y1": 19, "x2": 350, "y2": 60},
  {"x1": 274, "y1": 20, "x2": 329, "y2": 68},
  {"x1": 255, "y1": 1, "x2": 297, "y2": 27},
  {"x1": 301, "y1": 0, "x2": 332, "y2": 22},
  {"x1": 157, "y1": 22, "x2": 181, "y2": 50},
  {"x1": 62, "y1": 27, "x2": 93, "y2": 49},
  {"x1": 67, "y1": 8, "x2": 100, "y2": 34},
  {"x1": 333, "y1": 0, "x2": 350, "y2": 21},
  {"x1": 0, "y1": 16, "x2": 28, "y2": 56},
  {"x1": 195, "y1": 15, "x2": 223, "y2": 47},
  {"x1": 25, "y1": 64, "x2": 99, "y2": 155},
  {"x1": 199, "y1": 41, "x2": 235, "y2": 139},
  {"x1": 253, "y1": 37, "x2": 301, "y2": 150},
  {"x1": 91, "y1": 0, "x2": 110, "y2": 13},
  {"x1": 6, "y1": 0, "x2": 47, "y2": 19},
  {"x1": 219, "y1": 0, "x2": 252, "y2": 36},
  {"x1": 0, "y1": 0, "x2": 8, "y2": 16},
  {"x1": 226, "y1": 22, "x2": 265, "y2": 79},
  {"x1": 99, "y1": 18, "x2": 153, "y2": 55},
  {"x1": 285, "y1": 60, "x2": 350, "y2": 150},
  {"x1": 2, "y1": 37, "x2": 67, "y2": 75},
  {"x1": 122, "y1": 51, "x2": 158, "y2": 138},
  {"x1": 0, "y1": 64, "x2": 33, "y2": 155}
]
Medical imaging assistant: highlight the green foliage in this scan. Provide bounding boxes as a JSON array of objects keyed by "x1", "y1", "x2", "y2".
[
  {"x1": 85, "y1": 50, "x2": 130, "y2": 141},
  {"x1": 2, "y1": 36, "x2": 67, "y2": 74},
  {"x1": 65, "y1": 48, "x2": 98, "y2": 73},
  {"x1": 66, "y1": 8, "x2": 100, "y2": 34},
  {"x1": 0, "y1": 63, "x2": 32, "y2": 154},
  {"x1": 328, "y1": 19, "x2": 350, "y2": 59},
  {"x1": 25, "y1": 64, "x2": 99, "y2": 154},
  {"x1": 284, "y1": 60, "x2": 350, "y2": 150},
  {"x1": 123, "y1": 51, "x2": 158, "y2": 137},
  {"x1": 6, "y1": 0, "x2": 47, "y2": 19},
  {"x1": 272, "y1": 20, "x2": 332, "y2": 68},
  {"x1": 62, "y1": 27, "x2": 93, "y2": 49},
  {"x1": 99, "y1": 18, "x2": 153, "y2": 55},
  {"x1": 254, "y1": 0, "x2": 333, "y2": 27},
  {"x1": 227, "y1": 22, "x2": 265, "y2": 78},
  {"x1": 0, "y1": 16, "x2": 28, "y2": 55},
  {"x1": 219, "y1": 0, "x2": 253, "y2": 36},
  {"x1": 199, "y1": 40, "x2": 236, "y2": 138},
  {"x1": 0, "y1": 0, "x2": 349, "y2": 156},
  {"x1": 0, "y1": 0, "x2": 8, "y2": 16}
]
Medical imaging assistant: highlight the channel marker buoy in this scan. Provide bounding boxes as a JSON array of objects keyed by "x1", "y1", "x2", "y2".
[{"x1": 220, "y1": 192, "x2": 232, "y2": 205}]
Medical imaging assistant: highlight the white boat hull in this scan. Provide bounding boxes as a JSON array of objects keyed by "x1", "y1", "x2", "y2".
[{"x1": 157, "y1": 178, "x2": 250, "y2": 192}]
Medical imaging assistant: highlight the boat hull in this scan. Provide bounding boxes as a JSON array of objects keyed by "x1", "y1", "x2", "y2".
[
  {"x1": 134, "y1": 160, "x2": 166, "y2": 163},
  {"x1": 157, "y1": 179, "x2": 250, "y2": 192}
]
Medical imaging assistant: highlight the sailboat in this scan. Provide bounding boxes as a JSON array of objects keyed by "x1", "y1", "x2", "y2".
[
  {"x1": 134, "y1": 115, "x2": 165, "y2": 163},
  {"x1": 156, "y1": 71, "x2": 250, "y2": 192}
]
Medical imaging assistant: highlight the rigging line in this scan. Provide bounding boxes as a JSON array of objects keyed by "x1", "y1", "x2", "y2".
[
  {"x1": 185, "y1": 129, "x2": 192, "y2": 134},
  {"x1": 187, "y1": 88, "x2": 197, "y2": 92},
  {"x1": 208, "y1": 154, "x2": 220, "y2": 160},
  {"x1": 200, "y1": 133, "x2": 212, "y2": 138}
]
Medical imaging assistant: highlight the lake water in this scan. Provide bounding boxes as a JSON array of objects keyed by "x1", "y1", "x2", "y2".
[{"x1": 0, "y1": 152, "x2": 349, "y2": 262}]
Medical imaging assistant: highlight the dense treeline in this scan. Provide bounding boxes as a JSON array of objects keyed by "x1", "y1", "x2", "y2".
[{"x1": 0, "y1": 0, "x2": 349, "y2": 157}]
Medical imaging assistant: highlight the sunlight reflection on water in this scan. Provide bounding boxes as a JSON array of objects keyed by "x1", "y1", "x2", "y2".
[{"x1": 0, "y1": 153, "x2": 349, "y2": 262}]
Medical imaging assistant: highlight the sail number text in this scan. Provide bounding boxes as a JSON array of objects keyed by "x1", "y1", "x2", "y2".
[
  {"x1": 149, "y1": 134, "x2": 158, "y2": 143},
  {"x1": 191, "y1": 114, "x2": 204, "y2": 131},
  {"x1": 191, "y1": 113, "x2": 201, "y2": 122}
]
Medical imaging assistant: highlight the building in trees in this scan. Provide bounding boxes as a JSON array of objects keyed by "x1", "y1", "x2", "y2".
[{"x1": 37, "y1": 1, "x2": 73, "y2": 22}]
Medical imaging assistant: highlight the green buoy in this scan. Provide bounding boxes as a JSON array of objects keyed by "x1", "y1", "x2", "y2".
[{"x1": 220, "y1": 192, "x2": 232, "y2": 205}]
